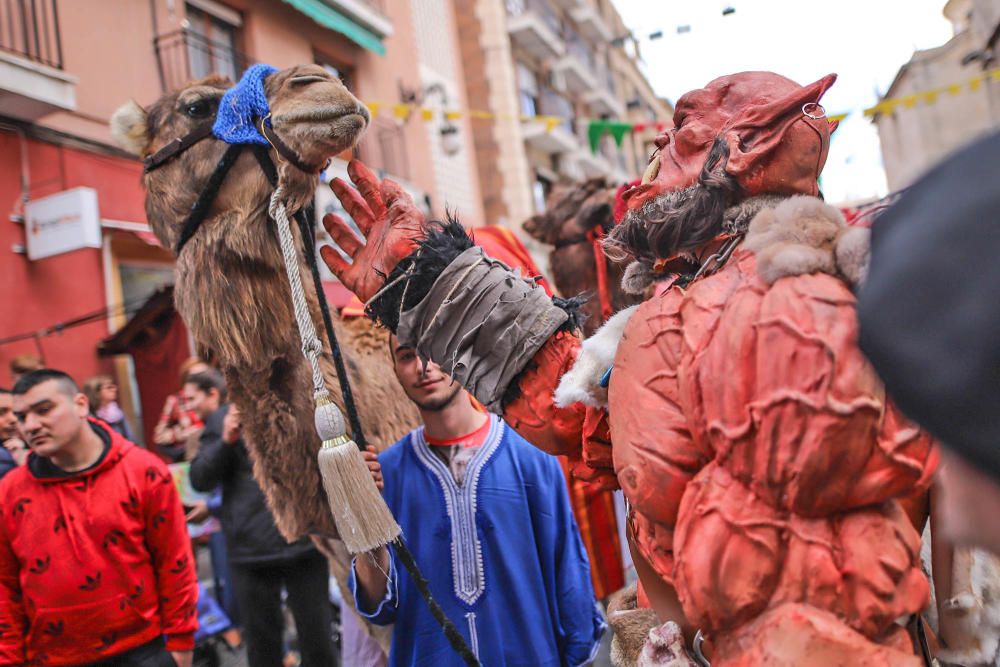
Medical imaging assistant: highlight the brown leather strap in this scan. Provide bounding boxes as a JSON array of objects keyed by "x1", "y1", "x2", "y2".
[
  {"x1": 142, "y1": 123, "x2": 215, "y2": 173},
  {"x1": 257, "y1": 116, "x2": 327, "y2": 174}
]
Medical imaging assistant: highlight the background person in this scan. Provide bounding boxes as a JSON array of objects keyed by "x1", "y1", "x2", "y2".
[
  {"x1": 0, "y1": 369, "x2": 198, "y2": 666},
  {"x1": 351, "y1": 338, "x2": 605, "y2": 666},
  {"x1": 186, "y1": 370, "x2": 336, "y2": 667},
  {"x1": 8, "y1": 354, "x2": 43, "y2": 386},
  {"x1": 83, "y1": 374, "x2": 135, "y2": 441},
  {"x1": 154, "y1": 357, "x2": 210, "y2": 462},
  {"x1": 0, "y1": 388, "x2": 23, "y2": 479}
]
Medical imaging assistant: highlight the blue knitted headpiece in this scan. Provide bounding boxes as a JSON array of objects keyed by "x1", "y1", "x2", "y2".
[{"x1": 213, "y1": 63, "x2": 278, "y2": 146}]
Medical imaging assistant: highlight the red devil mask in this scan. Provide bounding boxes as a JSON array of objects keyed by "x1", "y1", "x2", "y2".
[{"x1": 625, "y1": 72, "x2": 838, "y2": 213}]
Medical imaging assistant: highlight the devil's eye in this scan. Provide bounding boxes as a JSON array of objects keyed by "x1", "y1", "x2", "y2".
[{"x1": 184, "y1": 99, "x2": 214, "y2": 118}]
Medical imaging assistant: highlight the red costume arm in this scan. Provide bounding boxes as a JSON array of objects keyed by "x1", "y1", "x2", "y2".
[{"x1": 502, "y1": 331, "x2": 586, "y2": 459}]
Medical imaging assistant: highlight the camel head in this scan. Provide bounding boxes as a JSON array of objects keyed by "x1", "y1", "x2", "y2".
[
  {"x1": 111, "y1": 64, "x2": 369, "y2": 255},
  {"x1": 523, "y1": 178, "x2": 640, "y2": 335}
]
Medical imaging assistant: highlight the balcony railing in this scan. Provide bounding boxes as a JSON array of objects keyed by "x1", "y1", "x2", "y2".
[
  {"x1": 564, "y1": 27, "x2": 595, "y2": 70},
  {"x1": 506, "y1": 0, "x2": 562, "y2": 37},
  {"x1": 153, "y1": 28, "x2": 250, "y2": 93},
  {"x1": 0, "y1": 0, "x2": 62, "y2": 69},
  {"x1": 539, "y1": 86, "x2": 576, "y2": 134}
]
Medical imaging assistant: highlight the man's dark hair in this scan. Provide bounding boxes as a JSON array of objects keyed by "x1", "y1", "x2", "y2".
[
  {"x1": 12, "y1": 369, "x2": 79, "y2": 397},
  {"x1": 185, "y1": 369, "x2": 228, "y2": 403}
]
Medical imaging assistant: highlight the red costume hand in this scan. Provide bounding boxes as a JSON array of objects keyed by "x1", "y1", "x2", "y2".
[{"x1": 321, "y1": 160, "x2": 427, "y2": 303}]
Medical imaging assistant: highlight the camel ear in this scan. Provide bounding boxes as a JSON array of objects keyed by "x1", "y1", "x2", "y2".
[{"x1": 110, "y1": 100, "x2": 151, "y2": 156}]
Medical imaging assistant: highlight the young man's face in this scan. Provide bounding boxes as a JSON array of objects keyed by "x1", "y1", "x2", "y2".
[
  {"x1": 0, "y1": 392, "x2": 18, "y2": 440},
  {"x1": 182, "y1": 383, "x2": 219, "y2": 421},
  {"x1": 391, "y1": 343, "x2": 462, "y2": 412},
  {"x1": 13, "y1": 380, "x2": 90, "y2": 458}
]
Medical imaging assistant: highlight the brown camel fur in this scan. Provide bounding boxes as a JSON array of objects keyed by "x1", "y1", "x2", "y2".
[
  {"x1": 111, "y1": 66, "x2": 419, "y2": 544},
  {"x1": 522, "y1": 178, "x2": 641, "y2": 336}
]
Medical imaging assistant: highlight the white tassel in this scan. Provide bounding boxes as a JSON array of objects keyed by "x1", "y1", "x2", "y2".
[
  {"x1": 268, "y1": 186, "x2": 400, "y2": 555},
  {"x1": 314, "y1": 396, "x2": 401, "y2": 554}
]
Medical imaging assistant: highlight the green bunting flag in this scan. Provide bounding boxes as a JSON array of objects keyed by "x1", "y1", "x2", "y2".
[{"x1": 587, "y1": 120, "x2": 636, "y2": 154}]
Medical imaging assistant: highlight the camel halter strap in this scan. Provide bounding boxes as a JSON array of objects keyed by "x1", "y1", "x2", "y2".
[{"x1": 554, "y1": 226, "x2": 615, "y2": 322}]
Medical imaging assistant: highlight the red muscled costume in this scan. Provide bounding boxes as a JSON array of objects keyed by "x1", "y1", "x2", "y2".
[{"x1": 321, "y1": 72, "x2": 937, "y2": 664}]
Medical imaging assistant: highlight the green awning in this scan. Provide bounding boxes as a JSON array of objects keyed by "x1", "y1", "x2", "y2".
[{"x1": 281, "y1": 0, "x2": 386, "y2": 56}]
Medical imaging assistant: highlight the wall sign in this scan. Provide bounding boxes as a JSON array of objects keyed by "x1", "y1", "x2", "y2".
[{"x1": 25, "y1": 187, "x2": 102, "y2": 260}]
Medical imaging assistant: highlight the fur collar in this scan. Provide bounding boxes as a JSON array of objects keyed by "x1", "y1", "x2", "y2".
[{"x1": 743, "y1": 195, "x2": 870, "y2": 288}]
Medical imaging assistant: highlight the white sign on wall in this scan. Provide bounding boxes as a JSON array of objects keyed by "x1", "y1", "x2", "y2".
[{"x1": 24, "y1": 187, "x2": 102, "y2": 260}]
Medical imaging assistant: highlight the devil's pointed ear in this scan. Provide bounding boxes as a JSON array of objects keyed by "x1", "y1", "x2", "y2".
[{"x1": 110, "y1": 100, "x2": 151, "y2": 156}]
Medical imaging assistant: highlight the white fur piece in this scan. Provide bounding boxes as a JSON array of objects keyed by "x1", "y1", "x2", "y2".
[
  {"x1": 637, "y1": 622, "x2": 698, "y2": 667},
  {"x1": 835, "y1": 226, "x2": 871, "y2": 286},
  {"x1": 109, "y1": 100, "x2": 151, "y2": 156},
  {"x1": 554, "y1": 305, "x2": 638, "y2": 409},
  {"x1": 923, "y1": 528, "x2": 1000, "y2": 666},
  {"x1": 938, "y1": 549, "x2": 1000, "y2": 666},
  {"x1": 744, "y1": 195, "x2": 869, "y2": 288}
]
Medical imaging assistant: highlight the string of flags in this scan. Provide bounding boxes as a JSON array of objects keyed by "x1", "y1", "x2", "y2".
[{"x1": 362, "y1": 65, "x2": 1000, "y2": 156}]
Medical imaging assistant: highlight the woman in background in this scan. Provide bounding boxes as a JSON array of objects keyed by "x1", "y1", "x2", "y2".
[
  {"x1": 154, "y1": 357, "x2": 210, "y2": 462},
  {"x1": 83, "y1": 374, "x2": 135, "y2": 441}
]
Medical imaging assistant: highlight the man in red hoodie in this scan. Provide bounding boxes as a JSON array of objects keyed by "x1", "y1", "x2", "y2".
[{"x1": 0, "y1": 369, "x2": 198, "y2": 666}]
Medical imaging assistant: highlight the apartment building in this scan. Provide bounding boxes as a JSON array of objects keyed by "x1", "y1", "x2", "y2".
[
  {"x1": 875, "y1": 0, "x2": 1000, "y2": 190},
  {"x1": 0, "y1": 0, "x2": 480, "y2": 443},
  {"x1": 456, "y1": 0, "x2": 672, "y2": 227}
]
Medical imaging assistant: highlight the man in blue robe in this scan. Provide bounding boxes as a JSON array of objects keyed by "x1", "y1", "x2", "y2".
[{"x1": 350, "y1": 339, "x2": 606, "y2": 666}]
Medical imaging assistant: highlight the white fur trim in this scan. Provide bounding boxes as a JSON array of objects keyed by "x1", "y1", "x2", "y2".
[
  {"x1": 554, "y1": 305, "x2": 638, "y2": 409},
  {"x1": 109, "y1": 100, "x2": 151, "y2": 156},
  {"x1": 744, "y1": 195, "x2": 869, "y2": 289},
  {"x1": 835, "y1": 226, "x2": 871, "y2": 287}
]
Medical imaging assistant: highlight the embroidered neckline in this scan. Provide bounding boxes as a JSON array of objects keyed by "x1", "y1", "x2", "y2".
[{"x1": 411, "y1": 415, "x2": 503, "y2": 606}]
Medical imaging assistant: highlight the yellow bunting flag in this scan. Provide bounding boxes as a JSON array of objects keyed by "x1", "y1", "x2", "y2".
[
  {"x1": 948, "y1": 83, "x2": 962, "y2": 96},
  {"x1": 392, "y1": 104, "x2": 413, "y2": 120},
  {"x1": 421, "y1": 108, "x2": 434, "y2": 121},
  {"x1": 543, "y1": 116, "x2": 563, "y2": 133},
  {"x1": 469, "y1": 110, "x2": 494, "y2": 120},
  {"x1": 970, "y1": 77, "x2": 983, "y2": 91},
  {"x1": 445, "y1": 110, "x2": 462, "y2": 121},
  {"x1": 366, "y1": 102, "x2": 381, "y2": 119}
]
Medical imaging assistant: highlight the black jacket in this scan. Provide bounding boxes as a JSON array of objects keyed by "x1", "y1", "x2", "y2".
[
  {"x1": 189, "y1": 405, "x2": 316, "y2": 565},
  {"x1": 858, "y1": 130, "x2": 1000, "y2": 478}
]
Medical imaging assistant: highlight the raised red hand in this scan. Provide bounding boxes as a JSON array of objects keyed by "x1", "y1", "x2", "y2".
[{"x1": 320, "y1": 160, "x2": 427, "y2": 303}]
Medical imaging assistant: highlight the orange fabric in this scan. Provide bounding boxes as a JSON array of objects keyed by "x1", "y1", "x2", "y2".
[
  {"x1": 469, "y1": 226, "x2": 554, "y2": 296},
  {"x1": 585, "y1": 227, "x2": 613, "y2": 322},
  {"x1": 502, "y1": 332, "x2": 624, "y2": 598},
  {"x1": 609, "y1": 249, "x2": 937, "y2": 660}
]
